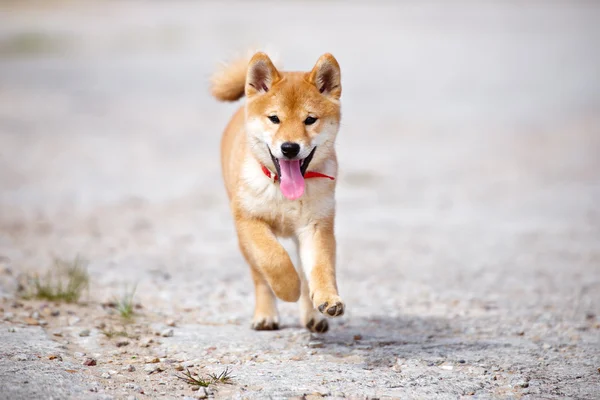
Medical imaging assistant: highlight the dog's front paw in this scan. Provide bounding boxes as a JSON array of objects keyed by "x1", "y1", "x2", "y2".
[
  {"x1": 312, "y1": 292, "x2": 345, "y2": 318},
  {"x1": 251, "y1": 315, "x2": 280, "y2": 331}
]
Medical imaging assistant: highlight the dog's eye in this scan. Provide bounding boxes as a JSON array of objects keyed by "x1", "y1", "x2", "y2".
[
  {"x1": 268, "y1": 115, "x2": 280, "y2": 124},
  {"x1": 304, "y1": 116, "x2": 318, "y2": 125}
]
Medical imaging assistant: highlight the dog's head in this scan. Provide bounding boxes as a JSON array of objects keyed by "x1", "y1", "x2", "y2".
[{"x1": 244, "y1": 52, "x2": 342, "y2": 200}]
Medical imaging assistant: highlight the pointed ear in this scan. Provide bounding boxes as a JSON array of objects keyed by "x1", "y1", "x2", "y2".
[
  {"x1": 308, "y1": 53, "x2": 341, "y2": 100},
  {"x1": 245, "y1": 52, "x2": 281, "y2": 97}
]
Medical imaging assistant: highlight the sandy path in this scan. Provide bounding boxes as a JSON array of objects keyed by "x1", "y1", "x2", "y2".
[{"x1": 1, "y1": 1, "x2": 599, "y2": 399}]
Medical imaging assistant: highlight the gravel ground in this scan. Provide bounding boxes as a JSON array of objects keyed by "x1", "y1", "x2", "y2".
[{"x1": 1, "y1": 1, "x2": 599, "y2": 399}]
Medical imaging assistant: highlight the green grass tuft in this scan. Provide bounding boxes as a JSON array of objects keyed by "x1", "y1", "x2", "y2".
[
  {"x1": 177, "y1": 367, "x2": 234, "y2": 388},
  {"x1": 114, "y1": 284, "x2": 137, "y2": 320},
  {"x1": 21, "y1": 256, "x2": 89, "y2": 303}
]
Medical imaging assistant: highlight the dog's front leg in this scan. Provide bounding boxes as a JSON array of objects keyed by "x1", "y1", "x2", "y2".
[
  {"x1": 235, "y1": 215, "x2": 301, "y2": 303},
  {"x1": 297, "y1": 217, "x2": 345, "y2": 318}
]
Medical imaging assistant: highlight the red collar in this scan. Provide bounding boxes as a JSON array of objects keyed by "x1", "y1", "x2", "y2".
[{"x1": 261, "y1": 165, "x2": 335, "y2": 182}]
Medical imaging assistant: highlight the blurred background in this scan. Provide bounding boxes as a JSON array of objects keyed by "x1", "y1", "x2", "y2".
[
  {"x1": 1, "y1": 0, "x2": 599, "y2": 347},
  {"x1": 1, "y1": 1, "x2": 599, "y2": 397}
]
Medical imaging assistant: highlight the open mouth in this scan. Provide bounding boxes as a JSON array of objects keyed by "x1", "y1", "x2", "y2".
[
  {"x1": 268, "y1": 146, "x2": 316, "y2": 178},
  {"x1": 267, "y1": 146, "x2": 316, "y2": 200}
]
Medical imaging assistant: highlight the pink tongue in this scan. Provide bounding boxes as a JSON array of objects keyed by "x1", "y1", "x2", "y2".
[{"x1": 278, "y1": 159, "x2": 305, "y2": 200}]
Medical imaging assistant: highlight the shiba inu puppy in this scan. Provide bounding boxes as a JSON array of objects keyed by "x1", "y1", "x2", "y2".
[{"x1": 211, "y1": 52, "x2": 344, "y2": 333}]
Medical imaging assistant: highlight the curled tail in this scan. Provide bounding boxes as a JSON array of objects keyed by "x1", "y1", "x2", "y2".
[
  {"x1": 210, "y1": 55, "x2": 250, "y2": 102},
  {"x1": 210, "y1": 49, "x2": 280, "y2": 102}
]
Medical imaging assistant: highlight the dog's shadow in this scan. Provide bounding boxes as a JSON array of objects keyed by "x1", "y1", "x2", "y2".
[{"x1": 299, "y1": 314, "x2": 508, "y2": 369}]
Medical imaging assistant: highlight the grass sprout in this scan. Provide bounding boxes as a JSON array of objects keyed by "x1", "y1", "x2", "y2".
[
  {"x1": 20, "y1": 256, "x2": 89, "y2": 303},
  {"x1": 177, "y1": 367, "x2": 234, "y2": 388}
]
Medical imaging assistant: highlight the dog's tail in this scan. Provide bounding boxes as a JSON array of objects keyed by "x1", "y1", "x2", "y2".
[
  {"x1": 210, "y1": 49, "x2": 281, "y2": 102},
  {"x1": 210, "y1": 54, "x2": 249, "y2": 102}
]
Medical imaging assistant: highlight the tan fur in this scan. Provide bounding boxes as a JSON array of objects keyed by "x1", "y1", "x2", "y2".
[{"x1": 213, "y1": 52, "x2": 344, "y2": 333}]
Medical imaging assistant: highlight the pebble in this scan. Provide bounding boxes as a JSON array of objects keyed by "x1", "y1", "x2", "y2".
[
  {"x1": 141, "y1": 338, "x2": 154, "y2": 347},
  {"x1": 83, "y1": 358, "x2": 97, "y2": 366},
  {"x1": 116, "y1": 340, "x2": 130, "y2": 347},
  {"x1": 440, "y1": 365, "x2": 454, "y2": 370},
  {"x1": 101, "y1": 372, "x2": 111, "y2": 379},
  {"x1": 68, "y1": 316, "x2": 81, "y2": 326},
  {"x1": 12, "y1": 354, "x2": 28, "y2": 361},
  {"x1": 144, "y1": 357, "x2": 160, "y2": 364},
  {"x1": 79, "y1": 329, "x2": 91, "y2": 337},
  {"x1": 308, "y1": 341, "x2": 324, "y2": 349},
  {"x1": 161, "y1": 328, "x2": 174, "y2": 337},
  {"x1": 144, "y1": 364, "x2": 158, "y2": 374},
  {"x1": 166, "y1": 319, "x2": 176, "y2": 327},
  {"x1": 48, "y1": 354, "x2": 63, "y2": 361},
  {"x1": 174, "y1": 365, "x2": 184, "y2": 371},
  {"x1": 23, "y1": 317, "x2": 39, "y2": 326},
  {"x1": 8, "y1": 327, "x2": 16, "y2": 333},
  {"x1": 122, "y1": 364, "x2": 136, "y2": 372},
  {"x1": 74, "y1": 352, "x2": 86, "y2": 358},
  {"x1": 51, "y1": 310, "x2": 60, "y2": 317},
  {"x1": 52, "y1": 330, "x2": 63, "y2": 337}
]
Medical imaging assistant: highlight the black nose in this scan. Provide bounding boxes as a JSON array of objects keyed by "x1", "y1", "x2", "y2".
[{"x1": 281, "y1": 142, "x2": 300, "y2": 159}]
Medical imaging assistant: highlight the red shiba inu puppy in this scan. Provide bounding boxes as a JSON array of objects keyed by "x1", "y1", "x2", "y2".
[{"x1": 211, "y1": 52, "x2": 344, "y2": 333}]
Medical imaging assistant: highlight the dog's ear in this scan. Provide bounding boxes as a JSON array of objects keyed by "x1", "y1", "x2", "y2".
[
  {"x1": 245, "y1": 52, "x2": 281, "y2": 97},
  {"x1": 308, "y1": 53, "x2": 341, "y2": 100}
]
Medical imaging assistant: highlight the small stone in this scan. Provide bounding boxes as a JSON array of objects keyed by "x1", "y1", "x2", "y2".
[
  {"x1": 191, "y1": 387, "x2": 200, "y2": 392},
  {"x1": 83, "y1": 358, "x2": 97, "y2": 366},
  {"x1": 174, "y1": 365, "x2": 184, "y2": 371},
  {"x1": 48, "y1": 354, "x2": 62, "y2": 361},
  {"x1": 122, "y1": 364, "x2": 136, "y2": 372},
  {"x1": 161, "y1": 328, "x2": 174, "y2": 337},
  {"x1": 23, "y1": 317, "x2": 39, "y2": 326},
  {"x1": 116, "y1": 340, "x2": 130, "y2": 347},
  {"x1": 440, "y1": 365, "x2": 453, "y2": 370},
  {"x1": 51, "y1": 310, "x2": 60, "y2": 317},
  {"x1": 141, "y1": 338, "x2": 154, "y2": 347},
  {"x1": 12, "y1": 354, "x2": 28, "y2": 361},
  {"x1": 8, "y1": 327, "x2": 16, "y2": 333},
  {"x1": 79, "y1": 329, "x2": 91, "y2": 337},
  {"x1": 68, "y1": 316, "x2": 81, "y2": 326},
  {"x1": 144, "y1": 364, "x2": 158, "y2": 374},
  {"x1": 308, "y1": 341, "x2": 324, "y2": 348},
  {"x1": 74, "y1": 352, "x2": 86, "y2": 358},
  {"x1": 95, "y1": 322, "x2": 106, "y2": 330},
  {"x1": 516, "y1": 381, "x2": 529, "y2": 388},
  {"x1": 459, "y1": 359, "x2": 466, "y2": 364},
  {"x1": 353, "y1": 334, "x2": 362, "y2": 341},
  {"x1": 52, "y1": 330, "x2": 63, "y2": 337},
  {"x1": 101, "y1": 372, "x2": 111, "y2": 379},
  {"x1": 196, "y1": 391, "x2": 208, "y2": 399},
  {"x1": 166, "y1": 319, "x2": 176, "y2": 327},
  {"x1": 145, "y1": 357, "x2": 160, "y2": 364}
]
